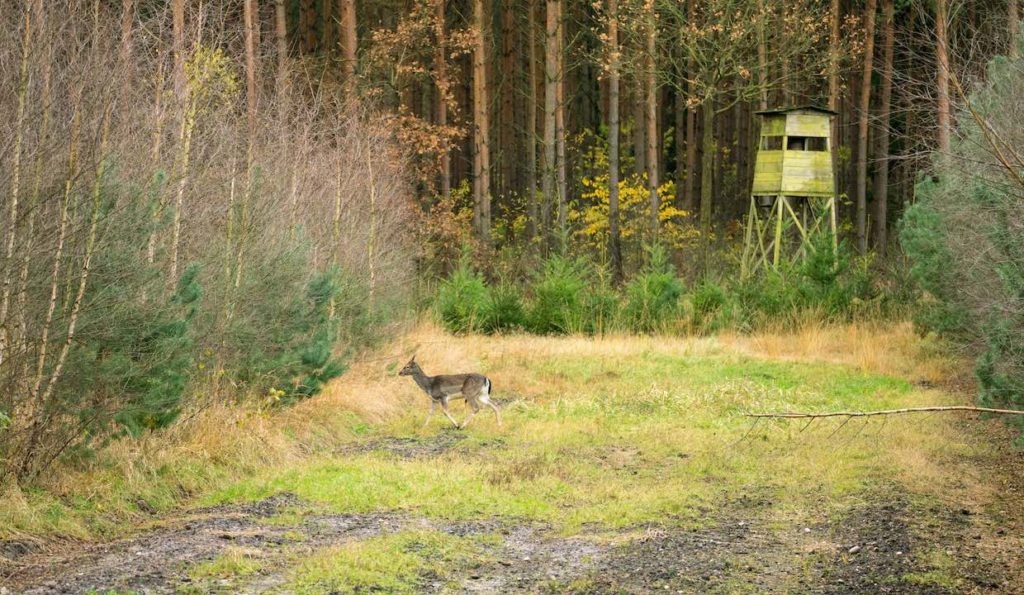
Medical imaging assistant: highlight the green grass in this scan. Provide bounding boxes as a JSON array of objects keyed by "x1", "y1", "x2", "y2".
[
  {"x1": 206, "y1": 350, "x2": 935, "y2": 534},
  {"x1": 189, "y1": 547, "x2": 264, "y2": 580},
  {"x1": 12, "y1": 327, "x2": 1005, "y2": 591},
  {"x1": 287, "y1": 529, "x2": 490, "y2": 594},
  {"x1": 900, "y1": 548, "x2": 963, "y2": 589}
]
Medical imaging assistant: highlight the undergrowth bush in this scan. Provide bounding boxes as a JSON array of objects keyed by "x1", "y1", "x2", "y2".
[
  {"x1": 433, "y1": 241, "x2": 895, "y2": 337},
  {"x1": 528, "y1": 257, "x2": 591, "y2": 334},
  {"x1": 901, "y1": 49, "x2": 1024, "y2": 425},
  {"x1": 482, "y1": 282, "x2": 526, "y2": 334},
  {"x1": 622, "y1": 246, "x2": 684, "y2": 332},
  {"x1": 435, "y1": 260, "x2": 490, "y2": 334}
]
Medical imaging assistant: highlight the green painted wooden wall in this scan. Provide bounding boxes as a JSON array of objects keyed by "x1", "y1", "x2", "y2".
[{"x1": 751, "y1": 111, "x2": 834, "y2": 197}]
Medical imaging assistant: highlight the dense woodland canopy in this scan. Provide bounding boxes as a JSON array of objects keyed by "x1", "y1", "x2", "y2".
[
  {"x1": 203, "y1": 0, "x2": 1016, "y2": 276},
  {"x1": 1, "y1": 0, "x2": 1022, "y2": 477}
]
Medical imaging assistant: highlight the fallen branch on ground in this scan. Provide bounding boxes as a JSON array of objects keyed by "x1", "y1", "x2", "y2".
[{"x1": 746, "y1": 406, "x2": 1024, "y2": 419}]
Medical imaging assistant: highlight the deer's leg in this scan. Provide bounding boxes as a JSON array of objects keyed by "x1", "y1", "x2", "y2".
[
  {"x1": 422, "y1": 400, "x2": 436, "y2": 429},
  {"x1": 461, "y1": 405, "x2": 479, "y2": 429},
  {"x1": 440, "y1": 397, "x2": 459, "y2": 428},
  {"x1": 478, "y1": 384, "x2": 501, "y2": 427},
  {"x1": 485, "y1": 401, "x2": 502, "y2": 426}
]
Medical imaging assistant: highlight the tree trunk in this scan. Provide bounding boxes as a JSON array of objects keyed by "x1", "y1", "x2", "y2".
[
  {"x1": 244, "y1": 0, "x2": 258, "y2": 142},
  {"x1": 167, "y1": 0, "x2": 190, "y2": 280},
  {"x1": 275, "y1": 0, "x2": 290, "y2": 107},
  {"x1": 340, "y1": 0, "x2": 357, "y2": 88},
  {"x1": 119, "y1": 0, "x2": 135, "y2": 65},
  {"x1": 300, "y1": 0, "x2": 317, "y2": 53},
  {"x1": 321, "y1": 0, "x2": 334, "y2": 54},
  {"x1": 542, "y1": 0, "x2": 558, "y2": 244},
  {"x1": 31, "y1": 98, "x2": 79, "y2": 418},
  {"x1": 1011, "y1": 0, "x2": 1020, "y2": 59},
  {"x1": 0, "y1": 5, "x2": 32, "y2": 368},
  {"x1": 757, "y1": 0, "x2": 768, "y2": 110},
  {"x1": 500, "y1": 0, "x2": 516, "y2": 200},
  {"x1": 526, "y1": 0, "x2": 539, "y2": 240},
  {"x1": 472, "y1": 0, "x2": 491, "y2": 241},
  {"x1": 699, "y1": 103, "x2": 715, "y2": 274},
  {"x1": 173, "y1": 0, "x2": 185, "y2": 100},
  {"x1": 674, "y1": 91, "x2": 685, "y2": 209},
  {"x1": 435, "y1": 0, "x2": 450, "y2": 198},
  {"x1": 555, "y1": 0, "x2": 567, "y2": 240},
  {"x1": 873, "y1": 0, "x2": 894, "y2": 255},
  {"x1": 684, "y1": 0, "x2": 698, "y2": 211},
  {"x1": 19, "y1": 0, "x2": 54, "y2": 358},
  {"x1": 855, "y1": 0, "x2": 876, "y2": 254},
  {"x1": 736, "y1": 97, "x2": 749, "y2": 208},
  {"x1": 608, "y1": 0, "x2": 622, "y2": 283},
  {"x1": 645, "y1": 3, "x2": 659, "y2": 237},
  {"x1": 828, "y1": 0, "x2": 840, "y2": 201},
  {"x1": 936, "y1": 0, "x2": 951, "y2": 154},
  {"x1": 632, "y1": 86, "x2": 646, "y2": 177},
  {"x1": 23, "y1": 108, "x2": 111, "y2": 477},
  {"x1": 778, "y1": 2, "x2": 790, "y2": 105},
  {"x1": 235, "y1": 0, "x2": 259, "y2": 290}
]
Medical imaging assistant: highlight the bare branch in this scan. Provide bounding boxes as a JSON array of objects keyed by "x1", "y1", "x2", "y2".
[{"x1": 746, "y1": 406, "x2": 1024, "y2": 419}]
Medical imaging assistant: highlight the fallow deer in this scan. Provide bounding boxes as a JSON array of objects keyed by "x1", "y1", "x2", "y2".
[{"x1": 398, "y1": 356, "x2": 501, "y2": 429}]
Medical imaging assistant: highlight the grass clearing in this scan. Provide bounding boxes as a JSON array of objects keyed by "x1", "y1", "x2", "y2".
[
  {"x1": 205, "y1": 323, "x2": 985, "y2": 537},
  {"x1": 287, "y1": 529, "x2": 491, "y2": 594},
  {"x1": 6, "y1": 321, "x2": 1022, "y2": 592}
]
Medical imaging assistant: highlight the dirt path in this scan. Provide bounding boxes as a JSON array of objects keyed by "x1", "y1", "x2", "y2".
[{"x1": 3, "y1": 483, "x2": 1018, "y2": 593}]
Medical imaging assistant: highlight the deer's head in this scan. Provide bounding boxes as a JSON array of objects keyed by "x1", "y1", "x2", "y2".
[{"x1": 398, "y1": 356, "x2": 419, "y2": 376}]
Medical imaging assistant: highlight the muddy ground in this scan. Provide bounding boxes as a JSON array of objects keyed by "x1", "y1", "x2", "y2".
[
  {"x1": 2, "y1": 435, "x2": 1022, "y2": 594},
  {"x1": 1, "y1": 500, "x2": 1018, "y2": 594}
]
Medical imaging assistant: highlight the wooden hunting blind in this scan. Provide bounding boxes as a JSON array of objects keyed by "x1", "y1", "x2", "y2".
[{"x1": 742, "y1": 106, "x2": 838, "y2": 278}]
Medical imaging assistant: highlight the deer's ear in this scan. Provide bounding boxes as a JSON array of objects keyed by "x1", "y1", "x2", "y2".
[{"x1": 411, "y1": 355, "x2": 416, "y2": 363}]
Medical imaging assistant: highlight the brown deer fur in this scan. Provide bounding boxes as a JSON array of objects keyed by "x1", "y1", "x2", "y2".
[{"x1": 399, "y1": 356, "x2": 501, "y2": 429}]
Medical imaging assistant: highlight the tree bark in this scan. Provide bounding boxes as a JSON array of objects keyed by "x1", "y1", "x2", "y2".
[
  {"x1": 301, "y1": 0, "x2": 317, "y2": 53},
  {"x1": 276, "y1": 0, "x2": 289, "y2": 102},
  {"x1": 173, "y1": 0, "x2": 185, "y2": 100},
  {"x1": 472, "y1": 0, "x2": 491, "y2": 241},
  {"x1": 855, "y1": 0, "x2": 876, "y2": 254},
  {"x1": 435, "y1": 0, "x2": 450, "y2": 198},
  {"x1": 500, "y1": 0, "x2": 516, "y2": 200},
  {"x1": 684, "y1": 0, "x2": 698, "y2": 211},
  {"x1": 119, "y1": 0, "x2": 135, "y2": 65},
  {"x1": 674, "y1": 92, "x2": 685, "y2": 209},
  {"x1": 872, "y1": 0, "x2": 894, "y2": 255},
  {"x1": 555, "y1": 0, "x2": 567, "y2": 240},
  {"x1": 321, "y1": 0, "x2": 334, "y2": 54},
  {"x1": 699, "y1": 103, "x2": 715, "y2": 273},
  {"x1": 244, "y1": 0, "x2": 258, "y2": 142},
  {"x1": 235, "y1": 0, "x2": 260, "y2": 291},
  {"x1": 31, "y1": 99, "x2": 79, "y2": 416},
  {"x1": 936, "y1": 0, "x2": 951, "y2": 154},
  {"x1": 1011, "y1": 0, "x2": 1020, "y2": 59},
  {"x1": 632, "y1": 86, "x2": 646, "y2": 177},
  {"x1": 24, "y1": 108, "x2": 111, "y2": 477},
  {"x1": 757, "y1": 0, "x2": 768, "y2": 110},
  {"x1": 542, "y1": 0, "x2": 558, "y2": 244},
  {"x1": 526, "y1": 0, "x2": 539, "y2": 240},
  {"x1": 828, "y1": 0, "x2": 840, "y2": 202},
  {"x1": 340, "y1": 0, "x2": 357, "y2": 88},
  {"x1": 0, "y1": 6, "x2": 33, "y2": 368},
  {"x1": 608, "y1": 0, "x2": 622, "y2": 283},
  {"x1": 645, "y1": 2, "x2": 659, "y2": 237}
]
